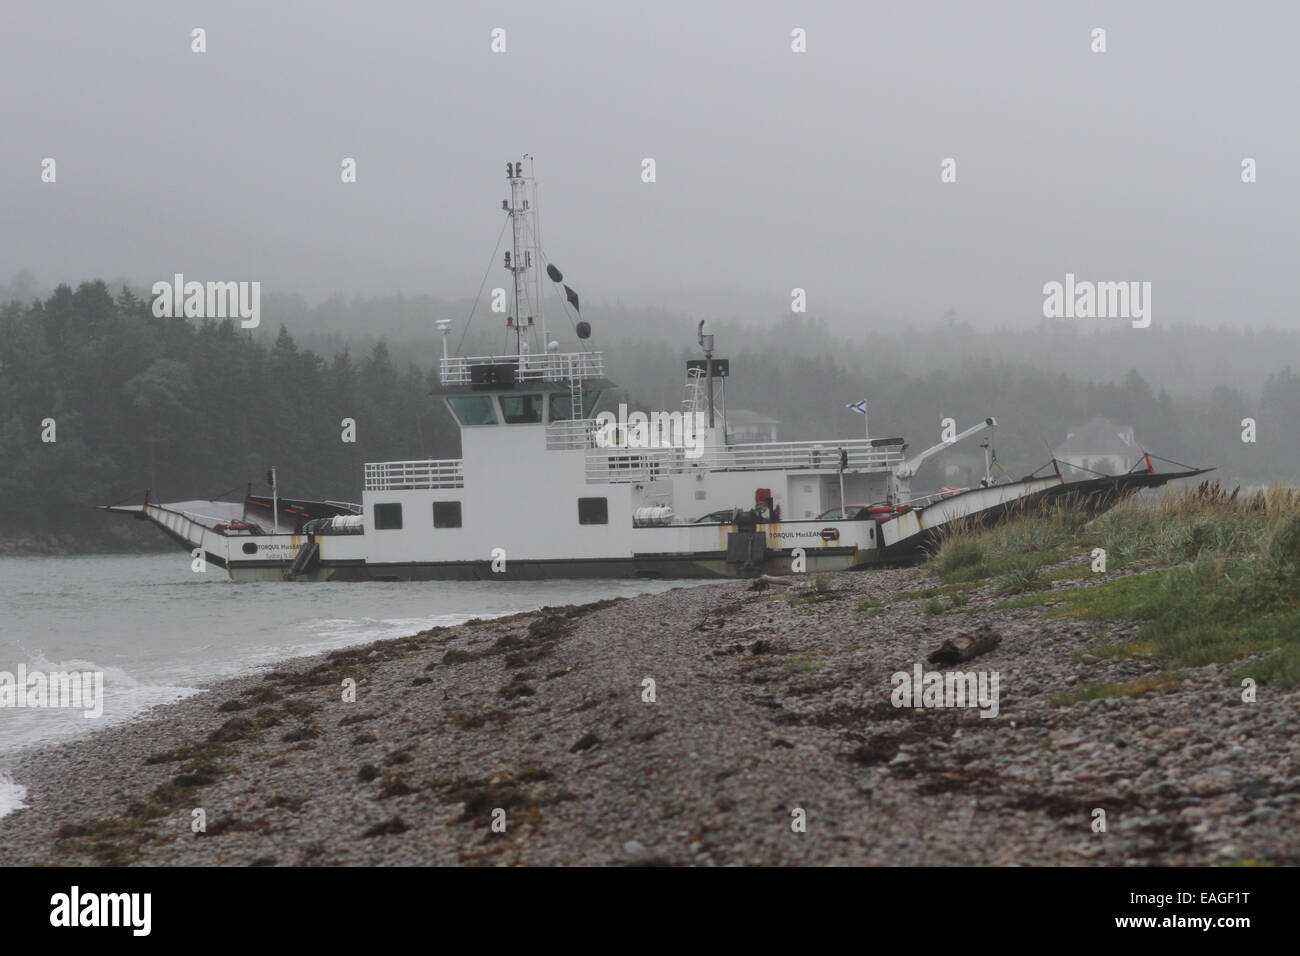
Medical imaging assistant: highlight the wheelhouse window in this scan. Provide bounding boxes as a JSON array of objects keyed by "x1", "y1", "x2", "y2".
[
  {"x1": 446, "y1": 395, "x2": 498, "y2": 426},
  {"x1": 578, "y1": 497, "x2": 608, "y2": 525},
  {"x1": 548, "y1": 391, "x2": 602, "y2": 422},
  {"x1": 500, "y1": 393, "x2": 543, "y2": 424},
  {"x1": 374, "y1": 503, "x2": 403, "y2": 530},
  {"x1": 433, "y1": 501, "x2": 462, "y2": 528}
]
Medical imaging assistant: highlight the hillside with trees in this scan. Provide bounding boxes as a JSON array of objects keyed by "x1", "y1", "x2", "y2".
[{"x1": 1, "y1": 281, "x2": 1297, "y2": 548}]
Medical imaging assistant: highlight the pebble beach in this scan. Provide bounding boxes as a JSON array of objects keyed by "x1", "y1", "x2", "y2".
[{"x1": 2, "y1": 559, "x2": 1296, "y2": 866}]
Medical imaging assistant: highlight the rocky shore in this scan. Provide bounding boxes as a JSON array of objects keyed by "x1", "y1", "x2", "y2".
[{"x1": 2, "y1": 557, "x2": 1296, "y2": 866}]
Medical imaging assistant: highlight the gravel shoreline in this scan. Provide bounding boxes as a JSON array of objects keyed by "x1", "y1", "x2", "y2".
[{"x1": 2, "y1": 559, "x2": 1296, "y2": 866}]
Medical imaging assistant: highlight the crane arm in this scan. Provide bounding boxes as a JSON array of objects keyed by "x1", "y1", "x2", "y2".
[{"x1": 896, "y1": 417, "x2": 997, "y2": 478}]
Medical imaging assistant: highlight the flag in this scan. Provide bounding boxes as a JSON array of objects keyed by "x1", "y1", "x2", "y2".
[{"x1": 846, "y1": 401, "x2": 867, "y2": 414}]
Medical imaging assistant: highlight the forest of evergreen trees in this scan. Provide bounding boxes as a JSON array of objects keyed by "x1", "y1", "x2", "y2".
[
  {"x1": 1, "y1": 280, "x2": 1298, "y2": 542},
  {"x1": 0, "y1": 282, "x2": 442, "y2": 536}
]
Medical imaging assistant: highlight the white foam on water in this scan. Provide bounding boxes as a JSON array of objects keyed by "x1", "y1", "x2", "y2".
[
  {"x1": 0, "y1": 654, "x2": 202, "y2": 818},
  {"x1": 0, "y1": 774, "x2": 26, "y2": 818}
]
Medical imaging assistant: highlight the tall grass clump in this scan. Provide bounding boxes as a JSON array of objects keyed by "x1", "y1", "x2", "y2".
[
  {"x1": 1006, "y1": 483, "x2": 1300, "y2": 688},
  {"x1": 1261, "y1": 508, "x2": 1300, "y2": 574},
  {"x1": 928, "y1": 500, "x2": 1084, "y2": 584},
  {"x1": 1091, "y1": 481, "x2": 1300, "y2": 566}
]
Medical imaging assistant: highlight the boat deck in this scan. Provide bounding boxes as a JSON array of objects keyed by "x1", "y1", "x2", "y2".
[{"x1": 104, "y1": 500, "x2": 250, "y2": 529}]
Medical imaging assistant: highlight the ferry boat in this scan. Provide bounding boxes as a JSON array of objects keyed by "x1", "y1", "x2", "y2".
[{"x1": 104, "y1": 159, "x2": 1208, "y2": 582}]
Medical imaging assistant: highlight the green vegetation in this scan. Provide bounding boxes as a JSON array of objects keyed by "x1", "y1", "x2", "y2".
[
  {"x1": 994, "y1": 563, "x2": 1044, "y2": 596},
  {"x1": 855, "y1": 597, "x2": 884, "y2": 617},
  {"x1": 927, "y1": 484, "x2": 1300, "y2": 688},
  {"x1": 889, "y1": 586, "x2": 943, "y2": 602},
  {"x1": 1052, "y1": 671, "x2": 1185, "y2": 706},
  {"x1": 922, "y1": 596, "x2": 947, "y2": 615},
  {"x1": 929, "y1": 505, "x2": 1087, "y2": 586},
  {"x1": 784, "y1": 653, "x2": 825, "y2": 673},
  {"x1": 786, "y1": 580, "x2": 838, "y2": 606},
  {"x1": 922, "y1": 589, "x2": 972, "y2": 615}
]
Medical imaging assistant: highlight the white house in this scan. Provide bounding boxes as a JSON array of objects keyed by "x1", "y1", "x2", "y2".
[{"x1": 1054, "y1": 416, "x2": 1143, "y2": 477}]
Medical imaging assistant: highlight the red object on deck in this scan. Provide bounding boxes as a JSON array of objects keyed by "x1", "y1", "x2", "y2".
[
  {"x1": 869, "y1": 503, "x2": 913, "y2": 524},
  {"x1": 754, "y1": 488, "x2": 772, "y2": 505}
]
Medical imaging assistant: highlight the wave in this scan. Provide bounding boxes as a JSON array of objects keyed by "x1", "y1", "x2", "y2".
[{"x1": 0, "y1": 773, "x2": 26, "y2": 819}]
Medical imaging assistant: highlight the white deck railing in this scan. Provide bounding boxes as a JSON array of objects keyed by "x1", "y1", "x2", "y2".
[
  {"x1": 364, "y1": 459, "x2": 464, "y2": 491},
  {"x1": 367, "y1": 440, "x2": 903, "y2": 489},
  {"x1": 546, "y1": 418, "x2": 599, "y2": 450},
  {"x1": 581, "y1": 437, "x2": 904, "y2": 483},
  {"x1": 721, "y1": 439, "x2": 904, "y2": 472},
  {"x1": 440, "y1": 351, "x2": 604, "y2": 386}
]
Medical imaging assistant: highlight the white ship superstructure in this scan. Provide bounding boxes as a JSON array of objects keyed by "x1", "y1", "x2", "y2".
[{"x1": 107, "y1": 159, "x2": 1207, "y2": 581}]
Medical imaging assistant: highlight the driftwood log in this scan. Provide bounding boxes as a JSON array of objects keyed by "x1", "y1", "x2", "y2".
[
  {"x1": 748, "y1": 574, "x2": 794, "y2": 591},
  {"x1": 927, "y1": 623, "x2": 1001, "y2": 666}
]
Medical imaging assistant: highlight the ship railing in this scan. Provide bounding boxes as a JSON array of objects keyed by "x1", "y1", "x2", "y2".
[
  {"x1": 364, "y1": 459, "x2": 465, "y2": 491},
  {"x1": 721, "y1": 440, "x2": 905, "y2": 472},
  {"x1": 908, "y1": 490, "x2": 956, "y2": 509},
  {"x1": 546, "y1": 418, "x2": 600, "y2": 450},
  {"x1": 907, "y1": 485, "x2": 1004, "y2": 509},
  {"x1": 439, "y1": 351, "x2": 604, "y2": 386},
  {"x1": 583, "y1": 438, "x2": 904, "y2": 482}
]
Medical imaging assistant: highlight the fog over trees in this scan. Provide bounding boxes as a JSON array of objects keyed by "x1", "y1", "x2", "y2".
[{"x1": 2, "y1": 279, "x2": 1296, "y2": 537}]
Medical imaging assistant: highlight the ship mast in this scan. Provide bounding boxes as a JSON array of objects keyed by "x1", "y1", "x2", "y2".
[{"x1": 504, "y1": 156, "x2": 544, "y2": 356}]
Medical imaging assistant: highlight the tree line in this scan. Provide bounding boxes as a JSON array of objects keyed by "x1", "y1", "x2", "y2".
[{"x1": 1, "y1": 281, "x2": 1297, "y2": 538}]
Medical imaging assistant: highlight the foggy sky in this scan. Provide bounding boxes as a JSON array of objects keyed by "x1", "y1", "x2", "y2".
[{"x1": 3, "y1": 0, "x2": 1297, "y2": 333}]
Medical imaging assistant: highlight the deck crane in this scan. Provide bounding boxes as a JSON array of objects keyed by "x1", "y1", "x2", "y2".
[{"x1": 893, "y1": 417, "x2": 997, "y2": 503}]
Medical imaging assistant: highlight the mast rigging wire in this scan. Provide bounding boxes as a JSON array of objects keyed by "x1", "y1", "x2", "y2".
[{"x1": 455, "y1": 215, "x2": 512, "y2": 356}]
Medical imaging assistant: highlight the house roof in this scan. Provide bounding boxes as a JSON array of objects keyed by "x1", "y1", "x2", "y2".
[{"x1": 1054, "y1": 416, "x2": 1140, "y2": 457}]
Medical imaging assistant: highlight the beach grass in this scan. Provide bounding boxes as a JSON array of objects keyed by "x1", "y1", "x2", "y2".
[{"x1": 927, "y1": 482, "x2": 1300, "y2": 687}]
